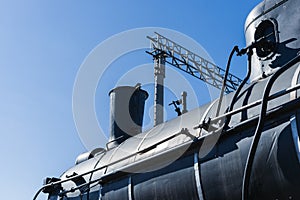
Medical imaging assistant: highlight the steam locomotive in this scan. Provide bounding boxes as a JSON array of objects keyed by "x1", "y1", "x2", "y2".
[{"x1": 34, "y1": 0, "x2": 300, "y2": 199}]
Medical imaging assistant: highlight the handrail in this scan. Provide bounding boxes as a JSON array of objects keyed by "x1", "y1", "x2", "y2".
[{"x1": 211, "y1": 83, "x2": 300, "y2": 123}]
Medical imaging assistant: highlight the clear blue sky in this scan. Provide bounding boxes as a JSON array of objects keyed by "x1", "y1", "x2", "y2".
[{"x1": 0, "y1": 1, "x2": 261, "y2": 199}]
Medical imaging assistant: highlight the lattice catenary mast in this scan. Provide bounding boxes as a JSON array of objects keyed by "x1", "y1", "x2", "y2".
[{"x1": 147, "y1": 32, "x2": 243, "y2": 126}]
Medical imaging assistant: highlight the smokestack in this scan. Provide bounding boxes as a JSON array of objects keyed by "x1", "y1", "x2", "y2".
[{"x1": 107, "y1": 85, "x2": 148, "y2": 149}]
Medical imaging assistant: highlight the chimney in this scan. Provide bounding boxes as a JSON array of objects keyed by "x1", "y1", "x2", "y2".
[{"x1": 107, "y1": 85, "x2": 148, "y2": 149}]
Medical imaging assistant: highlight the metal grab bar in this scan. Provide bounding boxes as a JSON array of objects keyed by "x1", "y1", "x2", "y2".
[{"x1": 211, "y1": 82, "x2": 300, "y2": 124}]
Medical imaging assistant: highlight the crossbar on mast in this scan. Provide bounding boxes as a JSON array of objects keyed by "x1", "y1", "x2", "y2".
[{"x1": 147, "y1": 32, "x2": 242, "y2": 94}]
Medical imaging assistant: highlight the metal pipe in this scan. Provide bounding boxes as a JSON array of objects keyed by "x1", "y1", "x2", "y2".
[
  {"x1": 181, "y1": 91, "x2": 188, "y2": 114},
  {"x1": 215, "y1": 46, "x2": 238, "y2": 117},
  {"x1": 224, "y1": 48, "x2": 252, "y2": 128},
  {"x1": 154, "y1": 54, "x2": 166, "y2": 126}
]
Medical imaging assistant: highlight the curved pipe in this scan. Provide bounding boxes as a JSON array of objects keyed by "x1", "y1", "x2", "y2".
[
  {"x1": 215, "y1": 46, "x2": 239, "y2": 117},
  {"x1": 224, "y1": 48, "x2": 253, "y2": 128},
  {"x1": 242, "y1": 55, "x2": 300, "y2": 200}
]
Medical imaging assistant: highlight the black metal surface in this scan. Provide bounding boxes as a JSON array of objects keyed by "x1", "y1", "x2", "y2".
[
  {"x1": 132, "y1": 154, "x2": 198, "y2": 200},
  {"x1": 101, "y1": 177, "x2": 129, "y2": 200}
]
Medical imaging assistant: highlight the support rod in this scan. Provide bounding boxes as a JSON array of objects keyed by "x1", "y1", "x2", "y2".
[
  {"x1": 181, "y1": 91, "x2": 188, "y2": 114},
  {"x1": 154, "y1": 54, "x2": 165, "y2": 126}
]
